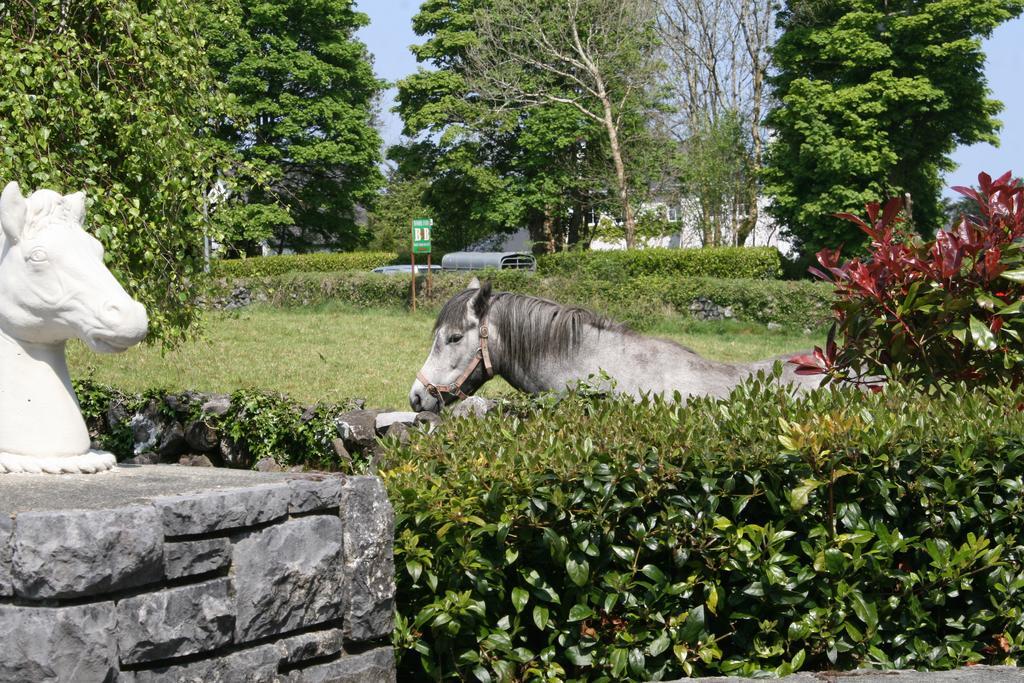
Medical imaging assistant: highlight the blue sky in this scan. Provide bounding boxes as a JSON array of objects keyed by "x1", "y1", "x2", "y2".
[{"x1": 356, "y1": 2, "x2": 1022, "y2": 194}]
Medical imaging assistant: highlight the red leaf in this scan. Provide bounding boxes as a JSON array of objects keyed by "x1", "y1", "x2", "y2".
[{"x1": 880, "y1": 196, "x2": 902, "y2": 228}]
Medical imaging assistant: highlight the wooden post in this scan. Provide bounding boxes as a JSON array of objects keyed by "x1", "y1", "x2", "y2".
[
  {"x1": 427, "y1": 252, "x2": 433, "y2": 297},
  {"x1": 411, "y1": 252, "x2": 417, "y2": 312}
]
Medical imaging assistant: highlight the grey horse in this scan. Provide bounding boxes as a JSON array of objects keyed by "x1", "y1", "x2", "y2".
[{"x1": 409, "y1": 278, "x2": 820, "y2": 412}]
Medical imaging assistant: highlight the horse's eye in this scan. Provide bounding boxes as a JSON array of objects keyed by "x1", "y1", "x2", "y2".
[
  {"x1": 447, "y1": 333, "x2": 464, "y2": 344},
  {"x1": 28, "y1": 248, "x2": 47, "y2": 264}
]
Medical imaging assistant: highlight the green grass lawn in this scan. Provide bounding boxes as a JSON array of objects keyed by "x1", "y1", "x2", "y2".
[{"x1": 67, "y1": 304, "x2": 821, "y2": 408}]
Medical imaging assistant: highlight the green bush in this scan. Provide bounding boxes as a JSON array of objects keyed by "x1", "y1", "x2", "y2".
[
  {"x1": 538, "y1": 247, "x2": 784, "y2": 280},
  {"x1": 210, "y1": 251, "x2": 398, "y2": 277},
  {"x1": 386, "y1": 378, "x2": 1024, "y2": 680},
  {"x1": 206, "y1": 271, "x2": 833, "y2": 329}
]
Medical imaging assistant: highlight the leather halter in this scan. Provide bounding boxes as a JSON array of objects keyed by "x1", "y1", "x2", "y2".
[{"x1": 417, "y1": 319, "x2": 493, "y2": 402}]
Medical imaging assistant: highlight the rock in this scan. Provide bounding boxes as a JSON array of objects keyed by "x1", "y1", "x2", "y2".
[
  {"x1": 255, "y1": 457, "x2": 283, "y2": 473},
  {"x1": 767, "y1": 321, "x2": 782, "y2": 331},
  {"x1": 154, "y1": 483, "x2": 292, "y2": 536},
  {"x1": 232, "y1": 515, "x2": 346, "y2": 643},
  {"x1": 220, "y1": 436, "x2": 249, "y2": 468},
  {"x1": 163, "y1": 538, "x2": 232, "y2": 580},
  {"x1": 130, "y1": 413, "x2": 161, "y2": 455},
  {"x1": 128, "y1": 644, "x2": 280, "y2": 683},
  {"x1": 287, "y1": 476, "x2": 345, "y2": 514},
  {"x1": 450, "y1": 396, "x2": 496, "y2": 419},
  {"x1": 374, "y1": 411, "x2": 418, "y2": 434},
  {"x1": 342, "y1": 477, "x2": 396, "y2": 642},
  {"x1": 301, "y1": 405, "x2": 317, "y2": 423},
  {"x1": 384, "y1": 422, "x2": 410, "y2": 446},
  {"x1": 157, "y1": 421, "x2": 188, "y2": 458},
  {"x1": 0, "y1": 514, "x2": 11, "y2": 597},
  {"x1": 201, "y1": 394, "x2": 232, "y2": 417},
  {"x1": 124, "y1": 451, "x2": 162, "y2": 465},
  {"x1": 10, "y1": 506, "x2": 163, "y2": 600},
  {"x1": 290, "y1": 646, "x2": 396, "y2": 683},
  {"x1": 180, "y1": 454, "x2": 215, "y2": 467},
  {"x1": 334, "y1": 410, "x2": 379, "y2": 451},
  {"x1": 332, "y1": 437, "x2": 352, "y2": 464},
  {"x1": 164, "y1": 391, "x2": 202, "y2": 421},
  {"x1": 414, "y1": 411, "x2": 443, "y2": 428},
  {"x1": 0, "y1": 603, "x2": 118, "y2": 682},
  {"x1": 116, "y1": 578, "x2": 234, "y2": 664},
  {"x1": 106, "y1": 399, "x2": 129, "y2": 431},
  {"x1": 275, "y1": 627, "x2": 345, "y2": 667},
  {"x1": 289, "y1": 465, "x2": 306, "y2": 473},
  {"x1": 185, "y1": 419, "x2": 219, "y2": 452}
]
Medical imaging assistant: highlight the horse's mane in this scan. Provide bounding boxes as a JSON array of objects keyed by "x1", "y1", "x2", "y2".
[{"x1": 436, "y1": 289, "x2": 632, "y2": 374}]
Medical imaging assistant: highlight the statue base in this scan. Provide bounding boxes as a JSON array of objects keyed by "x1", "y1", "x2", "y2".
[{"x1": 0, "y1": 449, "x2": 116, "y2": 474}]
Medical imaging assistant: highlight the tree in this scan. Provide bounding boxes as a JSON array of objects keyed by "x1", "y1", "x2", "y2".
[
  {"x1": 0, "y1": 0, "x2": 237, "y2": 343},
  {"x1": 203, "y1": 0, "x2": 384, "y2": 253},
  {"x1": 658, "y1": 0, "x2": 776, "y2": 247},
  {"x1": 367, "y1": 169, "x2": 431, "y2": 254},
  {"x1": 391, "y1": 0, "x2": 518, "y2": 252},
  {"x1": 675, "y1": 112, "x2": 757, "y2": 246},
  {"x1": 467, "y1": 0, "x2": 664, "y2": 249},
  {"x1": 765, "y1": 0, "x2": 1024, "y2": 257}
]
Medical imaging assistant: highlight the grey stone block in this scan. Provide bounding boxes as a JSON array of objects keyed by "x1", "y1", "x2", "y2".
[
  {"x1": 288, "y1": 646, "x2": 396, "y2": 683},
  {"x1": 342, "y1": 477, "x2": 396, "y2": 642},
  {"x1": 288, "y1": 475, "x2": 345, "y2": 514},
  {"x1": 125, "y1": 643, "x2": 280, "y2": 683},
  {"x1": 334, "y1": 410, "x2": 379, "y2": 450},
  {"x1": 185, "y1": 420, "x2": 219, "y2": 452},
  {"x1": 0, "y1": 603, "x2": 118, "y2": 682},
  {"x1": 233, "y1": 515, "x2": 346, "y2": 643},
  {"x1": 163, "y1": 537, "x2": 231, "y2": 580},
  {"x1": 157, "y1": 421, "x2": 188, "y2": 458},
  {"x1": 11, "y1": 505, "x2": 163, "y2": 599},
  {"x1": 276, "y1": 627, "x2": 345, "y2": 666},
  {"x1": 450, "y1": 396, "x2": 496, "y2": 418},
  {"x1": 116, "y1": 577, "x2": 234, "y2": 664},
  {"x1": 374, "y1": 411, "x2": 418, "y2": 433},
  {"x1": 155, "y1": 483, "x2": 291, "y2": 536},
  {"x1": 0, "y1": 513, "x2": 11, "y2": 597}
]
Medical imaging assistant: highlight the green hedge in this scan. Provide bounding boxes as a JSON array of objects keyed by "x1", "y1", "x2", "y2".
[
  {"x1": 538, "y1": 247, "x2": 784, "y2": 280},
  {"x1": 209, "y1": 251, "x2": 398, "y2": 277},
  {"x1": 387, "y1": 379, "x2": 1024, "y2": 680},
  {"x1": 207, "y1": 271, "x2": 834, "y2": 329}
]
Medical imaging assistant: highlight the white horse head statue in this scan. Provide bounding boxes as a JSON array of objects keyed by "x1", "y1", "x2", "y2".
[{"x1": 0, "y1": 181, "x2": 148, "y2": 474}]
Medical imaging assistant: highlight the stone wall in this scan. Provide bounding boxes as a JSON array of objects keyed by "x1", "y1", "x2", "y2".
[{"x1": 0, "y1": 465, "x2": 395, "y2": 682}]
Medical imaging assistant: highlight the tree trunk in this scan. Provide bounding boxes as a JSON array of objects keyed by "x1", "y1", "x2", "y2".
[
  {"x1": 601, "y1": 98, "x2": 636, "y2": 249},
  {"x1": 527, "y1": 209, "x2": 548, "y2": 255}
]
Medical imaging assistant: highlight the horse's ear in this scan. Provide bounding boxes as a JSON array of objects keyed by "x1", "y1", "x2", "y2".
[
  {"x1": 472, "y1": 280, "x2": 492, "y2": 319},
  {"x1": 467, "y1": 276, "x2": 481, "y2": 290},
  {"x1": 0, "y1": 182, "x2": 27, "y2": 243},
  {"x1": 65, "y1": 191, "x2": 86, "y2": 225}
]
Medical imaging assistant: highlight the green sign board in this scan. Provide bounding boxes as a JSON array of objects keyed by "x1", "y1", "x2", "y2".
[{"x1": 412, "y1": 217, "x2": 433, "y2": 254}]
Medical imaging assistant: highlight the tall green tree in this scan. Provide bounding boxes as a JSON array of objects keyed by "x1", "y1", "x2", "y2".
[
  {"x1": 394, "y1": 0, "x2": 637, "y2": 253},
  {"x1": 0, "y1": 0, "x2": 236, "y2": 343},
  {"x1": 468, "y1": 0, "x2": 664, "y2": 248},
  {"x1": 765, "y1": 0, "x2": 1023, "y2": 256},
  {"x1": 204, "y1": 0, "x2": 384, "y2": 253},
  {"x1": 367, "y1": 169, "x2": 431, "y2": 254}
]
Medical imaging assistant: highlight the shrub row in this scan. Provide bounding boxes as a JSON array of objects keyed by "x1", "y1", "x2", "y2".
[
  {"x1": 209, "y1": 251, "x2": 398, "y2": 278},
  {"x1": 206, "y1": 271, "x2": 834, "y2": 329},
  {"x1": 74, "y1": 375, "x2": 1024, "y2": 679},
  {"x1": 386, "y1": 378, "x2": 1024, "y2": 680},
  {"x1": 537, "y1": 247, "x2": 784, "y2": 280}
]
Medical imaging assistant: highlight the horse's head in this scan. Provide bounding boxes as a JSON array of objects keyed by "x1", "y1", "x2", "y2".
[
  {"x1": 0, "y1": 182, "x2": 148, "y2": 351},
  {"x1": 410, "y1": 278, "x2": 494, "y2": 412}
]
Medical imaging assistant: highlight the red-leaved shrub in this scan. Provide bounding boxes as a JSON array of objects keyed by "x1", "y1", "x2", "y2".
[{"x1": 792, "y1": 171, "x2": 1024, "y2": 388}]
